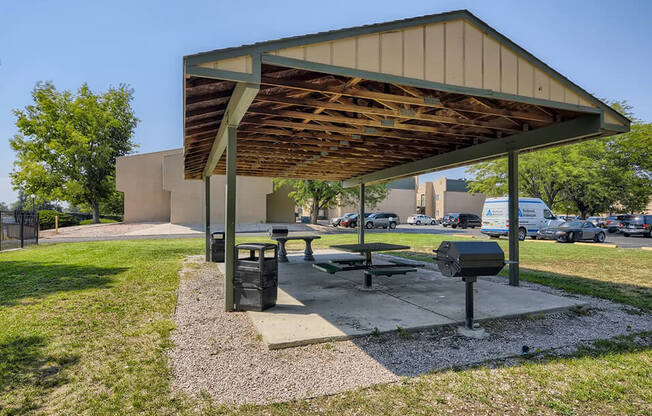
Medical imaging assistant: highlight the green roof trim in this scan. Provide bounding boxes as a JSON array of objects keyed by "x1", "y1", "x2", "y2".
[{"x1": 183, "y1": 9, "x2": 629, "y2": 128}]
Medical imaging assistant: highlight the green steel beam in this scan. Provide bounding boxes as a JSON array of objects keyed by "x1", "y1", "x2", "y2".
[
  {"x1": 202, "y1": 82, "x2": 259, "y2": 178},
  {"x1": 342, "y1": 114, "x2": 603, "y2": 187},
  {"x1": 224, "y1": 125, "x2": 237, "y2": 312},
  {"x1": 261, "y1": 54, "x2": 601, "y2": 116},
  {"x1": 185, "y1": 53, "x2": 261, "y2": 84},
  {"x1": 358, "y1": 183, "x2": 365, "y2": 244},
  {"x1": 204, "y1": 176, "x2": 211, "y2": 262},
  {"x1": 507, "y1": 150, "x2": 519, "y2": 286}
]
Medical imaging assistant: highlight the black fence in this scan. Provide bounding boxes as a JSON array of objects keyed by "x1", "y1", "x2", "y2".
[{"x1": 0, "y1": 210, "x2": 39, "y2": 251}]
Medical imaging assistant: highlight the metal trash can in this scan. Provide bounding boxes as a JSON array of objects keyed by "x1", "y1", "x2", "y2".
[
  {"x1": 433, "y1": 241, "x2": 506, "y2": 330},
  {"x1": 211, "y1": 232, "x2": 225, "y2": 262},
  {"x1": 234, "y1": 243, "x2": 278, "y2": 311}
]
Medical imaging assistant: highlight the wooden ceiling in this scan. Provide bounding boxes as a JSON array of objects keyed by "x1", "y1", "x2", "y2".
[{"x1": 184, "y1": 64, "x2": 586, "y2": 180}]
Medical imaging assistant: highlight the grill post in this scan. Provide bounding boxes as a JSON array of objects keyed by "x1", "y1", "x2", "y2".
[
  {"x1": 463, "y1": 276, "x2": 476, "y2": 330},
  {"x1": 363, "y1": 270, "x2": 372, "y2": 288}
]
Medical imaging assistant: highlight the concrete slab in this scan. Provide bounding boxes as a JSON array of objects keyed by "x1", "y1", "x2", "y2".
[{"x1": 220, "y1": 250, "x2": 584, "y2": 349}]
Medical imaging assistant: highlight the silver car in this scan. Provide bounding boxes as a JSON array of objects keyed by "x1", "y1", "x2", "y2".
[{"x1": 364, "y1": 212, "x2": 399, "y2": 229}]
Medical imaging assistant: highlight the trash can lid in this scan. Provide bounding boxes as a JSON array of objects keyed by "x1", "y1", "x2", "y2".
[
  {"x1": 236, "y1": 243, "x2": 277, "y2": 250},
  {"x1": 211, "y1": 232, "x2": 225, "y2": 238}
]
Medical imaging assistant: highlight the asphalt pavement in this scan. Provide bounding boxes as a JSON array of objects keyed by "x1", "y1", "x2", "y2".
[{"x1": 38, "y1": 223, "x2": 651, "y2": 249}]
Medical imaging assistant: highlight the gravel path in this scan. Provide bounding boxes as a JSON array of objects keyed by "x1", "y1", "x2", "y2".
[{"x1": 169, "y1": 255, "x2": 652, "y2": 405}]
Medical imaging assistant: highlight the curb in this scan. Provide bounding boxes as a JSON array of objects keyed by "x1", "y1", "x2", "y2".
[
  {"x1": 642, "y1": 247, "x2": 652, "y2": 251},
  {"x1": 451, "y1": 234, "x2": 475, "y2": 238},
  {"x1": 575, "y1": 242, "x2": 618, "y2": 248},
  {"x1": 525, "y1": 239, "x2": 556, "y2": 244}
]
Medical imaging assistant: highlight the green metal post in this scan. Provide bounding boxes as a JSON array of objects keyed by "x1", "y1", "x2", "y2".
[
  {"x1": 204, "y1": 176, "x2": 211, "y2": 262},
  {"x1": 358, "y1": 183, "x2": 365, "y2": 244},
  {"x1": 508, "y1": 150, "x2": 519, "y2": 286},
  {"x1": 224, "y1": 125, "x2": 237, "y2": 311}
]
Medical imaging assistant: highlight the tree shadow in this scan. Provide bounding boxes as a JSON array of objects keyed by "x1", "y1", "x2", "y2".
[
  {"x1": 0, "y1": 261, "x2": 127, "y2": 306},
  {"x1": 0, "y1": 334, "x2": 79, "y2": 414}
]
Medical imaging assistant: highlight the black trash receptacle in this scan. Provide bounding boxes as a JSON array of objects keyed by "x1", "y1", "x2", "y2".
[
  {"x1": 211, "y1": 232, "x2": 225, "y2": 262},
  {"x1": 234, "y1": 243, "x2": 278, "y2": 311}
]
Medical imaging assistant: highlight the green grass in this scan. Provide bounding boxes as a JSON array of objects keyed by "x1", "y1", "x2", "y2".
[
  {"x1": 79, "y1": 218, "x2": 119, "y2": 225},
  {"x1": 1, "y1": 236, "x2": 650, "y2": 415}
]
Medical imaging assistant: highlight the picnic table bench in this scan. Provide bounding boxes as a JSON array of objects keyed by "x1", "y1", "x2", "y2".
[
  {"x1": 271, "y1": 234, "x2": 321, "y2": 262},
  {"x1": 312, "y1": 242, "x2": 421, "y2": 288}
]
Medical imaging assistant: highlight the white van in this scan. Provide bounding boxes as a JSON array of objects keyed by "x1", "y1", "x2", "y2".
[{"x1": 481, "y1": 197, "x2": 564, "y2": 240}]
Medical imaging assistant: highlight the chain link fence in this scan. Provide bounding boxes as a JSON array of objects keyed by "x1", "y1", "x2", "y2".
[{"x1": 0, "y1": 210, "x2": 39, "y2": 251}]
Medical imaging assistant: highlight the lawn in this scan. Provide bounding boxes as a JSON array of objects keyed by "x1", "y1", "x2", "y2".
[{"x1": 1, "y1": 236, "x2": 650, "y2": 415}]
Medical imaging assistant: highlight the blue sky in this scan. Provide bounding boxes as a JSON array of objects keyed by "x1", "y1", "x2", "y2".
[{"x1": 1, "y1": 0, "x2": 651, "y2": 204}]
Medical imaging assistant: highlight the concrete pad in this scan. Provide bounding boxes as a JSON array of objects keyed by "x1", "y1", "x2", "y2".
[{"x1": 221, "y1": 250, "x2": 584, "y2": 349}]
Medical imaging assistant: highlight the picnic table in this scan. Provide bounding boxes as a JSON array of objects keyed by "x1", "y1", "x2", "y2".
[
  {"x1": 314, "y1": 242, "x2": 421, "y2": 288},
  {"x1": 270, "y1": 234, "x2": 321, "y2": 262}
]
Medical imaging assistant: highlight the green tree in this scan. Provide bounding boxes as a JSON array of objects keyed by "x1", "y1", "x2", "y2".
[
  {"x1": 466, "y1": 101, "x2": 651, "y2": 217},
  {"x1": 10, "y1": 82, "x2": 138, "y2": 223},
  {"x1": 272, "y1": 179, "x2": 389, "y2": 224},
  {"x1": 0, "y1": 202, "x2": 8, "y2": 211}
]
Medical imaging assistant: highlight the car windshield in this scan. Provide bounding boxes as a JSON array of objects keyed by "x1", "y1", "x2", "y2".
[{"x1": 561, "y1": 221, "x2": 584, "y2": 228}]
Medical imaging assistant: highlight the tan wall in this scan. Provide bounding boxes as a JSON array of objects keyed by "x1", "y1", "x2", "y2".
[
  {"x1": 118, "y1": 149, "x2": 295, "y2": 224},
  {"x1": 266, "y1": 184, "x2": 296, "y2": 223},
  {"x1": 442, "y1": 191, "x2": 486, "y2": 217},
  {"x1": 116, "y1": 149, "x2": 178, "y2": 222}
]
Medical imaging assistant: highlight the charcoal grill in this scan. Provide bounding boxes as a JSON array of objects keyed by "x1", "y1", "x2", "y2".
[{"x1": 433, "y1": 241, "x2": 507, "y2": 330}]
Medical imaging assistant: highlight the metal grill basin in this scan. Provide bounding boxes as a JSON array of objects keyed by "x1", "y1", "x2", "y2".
[{"x1": 434, "y1": 241, "x2": 505, "y2": 277}]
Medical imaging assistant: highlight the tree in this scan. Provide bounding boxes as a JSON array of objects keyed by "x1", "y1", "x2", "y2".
[
  {"x1": 0, "y1": 202, "x2": 8, "y2": 211},
  {"x1": 466, "y1": 101, "x2": 651, "y2": 217},
  {"x1": 272, "y1": 179, "x2": 389, "y2": 224},
  {"x1": 10, "y1": 82, "x2": 138, "y2": 223}
]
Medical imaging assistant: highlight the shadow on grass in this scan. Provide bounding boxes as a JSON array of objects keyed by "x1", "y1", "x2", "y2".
[
  {"x1": 0, "y1": 261, "x2": 127, "y2": 306},
  {"x1": 389, "y1": 251, "x2": 652, "y2": 312},
  {"x1": 0, "y1": 334, "x2": 79, "y2": 414}
]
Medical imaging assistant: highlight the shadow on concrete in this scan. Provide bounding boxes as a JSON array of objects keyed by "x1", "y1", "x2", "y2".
[
  {"x1": 0, "y1": 334, "x2": 79, "y2": 414},
  {"x1": 0, "y1": 261, "x2": 125, "y2": 306}
]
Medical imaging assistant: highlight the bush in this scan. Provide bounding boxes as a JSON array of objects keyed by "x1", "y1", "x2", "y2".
[
  {"x1": 38, "y1": 210, "x2": 80, "y2": 230},
  {"x1": 79, "y1": 218, "x2": 118, "y2": 225}
]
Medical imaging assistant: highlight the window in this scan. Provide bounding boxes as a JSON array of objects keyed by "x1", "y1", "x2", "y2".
[
  {"x1": 420, "y1": 194, "x2": 425, "y2": 207},
  {"x1": 435, "y1": 194, "x2": 440, "y2": 201},
  {"x1": 543, "y1": 209, "x2": 555, "y2": 219},
  {"x1": 435, "y1": 210, "x2": 440, "y2": 217}
]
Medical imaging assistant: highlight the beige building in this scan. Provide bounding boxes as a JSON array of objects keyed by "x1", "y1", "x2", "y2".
[
  {"x1": 116, "y1": 149, "x2": 295, "y2": 224},
  {"x1": 328, "y1": 177, "x2": 417, "y2": 222},
  {"x1": 117, "y1": 149, "x2": 420, "y2": 224},
  {"x1": 417, "y1": 177, "x2": 485, "y2": 219}
]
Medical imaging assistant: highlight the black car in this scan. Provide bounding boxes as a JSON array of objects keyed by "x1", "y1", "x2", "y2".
[
  {"x1": 441, "y1": 213, "x2": 481, "y2": 229},
  {"x1": 537, "y1": 220, "x2": 606, "y2": 243},
  {"x1": 621, "y1": 215, "x2": 652, "y2": 237}
]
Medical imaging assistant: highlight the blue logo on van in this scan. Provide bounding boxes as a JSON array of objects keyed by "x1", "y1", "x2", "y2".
[
  {"x1": 519, "y1": 208, "x2": 523, "y2": 217},
  {"x1": 486, "y1": 209, "x2": 492, "y2": 216}
]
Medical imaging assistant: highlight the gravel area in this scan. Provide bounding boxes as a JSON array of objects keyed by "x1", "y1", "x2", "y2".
[
  {"x1": 40, "y1": 221, "x2": 158, "y2": 239},
  {"x1": 169, "y1": 255, "x2": 652, "y2": 405}
]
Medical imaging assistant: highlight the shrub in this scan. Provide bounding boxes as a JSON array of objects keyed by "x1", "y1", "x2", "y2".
[
  {"x1": 79, "y1": 218, "x2": 118, "y2": 225},
  {"x1": 38, "y1": 210, "x2": 80, "y2": 230}
]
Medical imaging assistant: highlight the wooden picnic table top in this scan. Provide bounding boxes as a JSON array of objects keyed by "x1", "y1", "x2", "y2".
[{"x1": 329, "y1": 242, "x2": 409, "y2": 253}]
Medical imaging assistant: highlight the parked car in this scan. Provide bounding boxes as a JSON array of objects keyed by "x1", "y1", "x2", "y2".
[
  {"x1": 340, "y1": 213, "x2": 371, "y2": 228},
  {"x1": 537, "y1": 220, "x2": 606, "y2": 243},
  {"x1": 621, "y1": 215, "x2": 652, "y2": 237},
  {"x1": 615, "y1": 214, "x2": 634, "y2": 233},
  {"x1": 480, "y1": 197, "x2": 565, "y2": 241},
  {"x1": 586, "y1": 216, "x2": 607, "y2": 228},
  {"x1": 331, "y1": 212, "x2": 354, "y2": 227},
  {"x1": 407, "y1": 214, "x2": 436, "y2": 225},
  {"x1": 442, "y1": 213, "x2": 481, "y2": 229},
  {"x1": 603, "y1": 215, "x2": 621, "y2": 233},
  {"x1": 364, "y1": 212, "x2": 399, "y2": 229}
]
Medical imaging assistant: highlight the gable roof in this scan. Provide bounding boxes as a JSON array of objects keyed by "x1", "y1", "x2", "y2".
[{"x1": 184, "y1": 9, "x2": 628, "y2": 128}]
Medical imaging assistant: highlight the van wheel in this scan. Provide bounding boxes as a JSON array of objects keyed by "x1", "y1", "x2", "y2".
[
  {"x1": 389, "y1": 222, "x2": 397, "y2": 229},
  {"x1": 518, "y1": 228, "x2": 527, "y2": 241}
]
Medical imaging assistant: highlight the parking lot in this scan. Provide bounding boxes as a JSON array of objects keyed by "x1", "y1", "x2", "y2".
[{"x1": 326, "y1": 223, "x2": 652, "y2": 249}]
